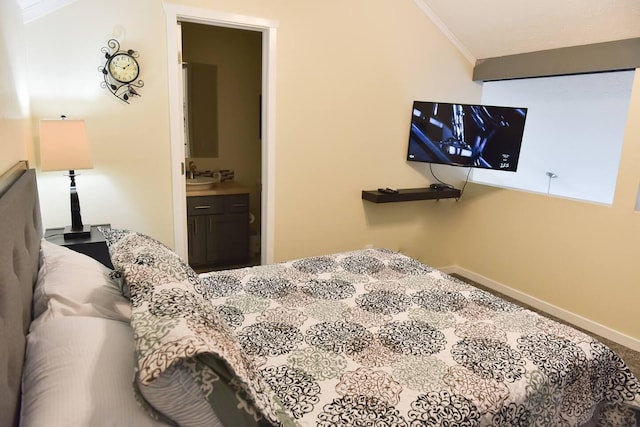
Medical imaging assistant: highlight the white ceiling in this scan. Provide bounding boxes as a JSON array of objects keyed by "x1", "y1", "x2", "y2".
[
  {"x1": 419, "y1": 0, "x2": 640, "y2": 60},
  {"x1": 16, "y1": 0, "x2": 640, "y2": 62}
]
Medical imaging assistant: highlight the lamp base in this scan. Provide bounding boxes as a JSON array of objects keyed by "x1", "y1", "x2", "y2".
[{"x1": 63, "y1": 224, "x2": 91, "y2": 240}]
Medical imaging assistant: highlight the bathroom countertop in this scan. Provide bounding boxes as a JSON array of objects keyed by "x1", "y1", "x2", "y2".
[{"x1": 186, "y1": 181, "x2": 250, "y2": 197}]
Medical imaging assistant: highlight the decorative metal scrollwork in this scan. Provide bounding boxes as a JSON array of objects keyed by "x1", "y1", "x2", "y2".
[{"x1": 98, "y1": 38, "x2": 144, "y2": 103}]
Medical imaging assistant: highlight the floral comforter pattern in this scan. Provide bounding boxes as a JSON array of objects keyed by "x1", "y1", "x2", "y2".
[
  {"x1": 202, "y1": 250, "x2": 640, "y2": 426},
  {"x1": 102, "y1": 228, "x2": 640, "y2": 426}
]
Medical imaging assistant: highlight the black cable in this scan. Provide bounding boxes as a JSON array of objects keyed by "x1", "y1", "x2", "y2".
[
  {"x1": 455, "y1": 167, "x2": 472, "y2": 201},
  {"x1": 428, "y1": 163, "x2": 472, "y2": 200},
  {"x1": 428, "y1": 163, "x2": 450, "y2": 186}
]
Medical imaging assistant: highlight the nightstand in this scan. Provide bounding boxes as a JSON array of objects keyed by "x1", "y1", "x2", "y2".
[{"x1": 44, "y1": 224, "x2": 114, "y2": 269}]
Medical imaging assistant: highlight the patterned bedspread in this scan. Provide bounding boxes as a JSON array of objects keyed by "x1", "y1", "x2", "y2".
[
  {"x1": 197, "y1": 250, "x2": 640, "y2": 426},
  {"x1": 102, "y1": 229, "x2": 640, "y2": 426}
]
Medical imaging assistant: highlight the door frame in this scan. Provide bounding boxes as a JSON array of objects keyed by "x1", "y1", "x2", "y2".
[{"x1": 163, "y1": 3, "x2": 278, "y2": 264}]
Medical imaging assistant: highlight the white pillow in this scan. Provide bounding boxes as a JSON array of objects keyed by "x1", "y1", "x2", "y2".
[
  {"x1": 20, "y1": 316, "x2": 170, "y2": 427},
  {"x1": 31, "y1": 240, "x2": 130, "y2": 330}
]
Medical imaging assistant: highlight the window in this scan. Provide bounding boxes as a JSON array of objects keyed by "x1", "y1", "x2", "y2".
[{"x1": 472, "y1": 70, "x2": 635, "y2": 205}]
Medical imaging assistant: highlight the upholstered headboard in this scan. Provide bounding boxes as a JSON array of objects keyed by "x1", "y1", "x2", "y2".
[{"x1": 0, "y1": 162, "x2": 42, "y2": 427}]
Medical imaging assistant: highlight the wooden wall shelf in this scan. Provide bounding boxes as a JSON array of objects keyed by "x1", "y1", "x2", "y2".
[{"x1": 362, "y1": 187, "x2": 460, "y2": 203}]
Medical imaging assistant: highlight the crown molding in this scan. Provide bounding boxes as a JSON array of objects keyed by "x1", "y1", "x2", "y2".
[{"x1": 412, "y1": 0, "x2": 475, "y2": 65}]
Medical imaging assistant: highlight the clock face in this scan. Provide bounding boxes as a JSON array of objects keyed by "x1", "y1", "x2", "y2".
[{"x1": 108, "y1": 53, "x2": 140, "y2": 83}]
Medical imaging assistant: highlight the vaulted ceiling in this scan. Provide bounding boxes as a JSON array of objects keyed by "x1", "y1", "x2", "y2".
[
  {"x1": 419, "y1": 0, "x2": 640, "y2": 61},
  {"x1": 15, "y1": 0, "x2": 640, "y2": 62}
]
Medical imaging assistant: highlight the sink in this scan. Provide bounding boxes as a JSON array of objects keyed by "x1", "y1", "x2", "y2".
[{"x1": 186, "y1": 177, "x2": 216, "y2": 190}]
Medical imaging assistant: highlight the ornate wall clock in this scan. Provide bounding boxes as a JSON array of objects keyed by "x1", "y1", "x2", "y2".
[{"x1": 99, "y1": 38, "x2": 144, "y2": 103}]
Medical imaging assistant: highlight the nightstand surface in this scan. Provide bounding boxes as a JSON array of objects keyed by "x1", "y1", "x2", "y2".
[{"x1": 44, "y1": 224, "x2": 113, "y2": 269}]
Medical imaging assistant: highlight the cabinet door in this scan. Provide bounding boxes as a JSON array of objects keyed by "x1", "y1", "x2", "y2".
[
  {"x1": 205, "y1": 215, "x2": 219, "y2": 264},
  {"x1": 187, "y1": 216, "x2": 208, "y2": 267},
  {"x1": 207, "y1": 213, "x2": 249, "y2": 264}
]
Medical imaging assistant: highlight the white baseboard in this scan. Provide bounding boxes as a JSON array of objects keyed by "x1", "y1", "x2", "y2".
[{"x1": 439, "y1": 265, "x2": 640, "y2": 352}]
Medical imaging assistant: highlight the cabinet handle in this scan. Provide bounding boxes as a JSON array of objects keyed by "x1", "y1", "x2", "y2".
[{"x1": 194, "y1": 205, "x2": 211, "y2": 209}]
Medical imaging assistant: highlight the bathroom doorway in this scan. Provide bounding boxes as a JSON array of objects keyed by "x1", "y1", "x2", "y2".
[
  {"x1": 164, "y1": 5, "x2": 277, "y2": 266},
  {"x1": 181, "y1": 22, "x2": 262, "y2": 270}
]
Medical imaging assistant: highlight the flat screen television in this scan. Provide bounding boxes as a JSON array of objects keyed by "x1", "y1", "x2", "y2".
[{"x1": 407, "y1": 101, "x2": 528, "y2": 172}]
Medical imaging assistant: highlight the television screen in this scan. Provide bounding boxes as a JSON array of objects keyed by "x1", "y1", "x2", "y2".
[{"x1": 407, "y1": 101, "x2": 528, "y2": 171}]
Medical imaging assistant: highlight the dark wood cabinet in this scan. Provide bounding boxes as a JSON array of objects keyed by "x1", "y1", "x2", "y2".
[
  {"x1": 187, "y1": 194, "x2": 250, "y2": 267},
  {"x1": 187, "y1": 216, "x2": 208, "y2": 266}
]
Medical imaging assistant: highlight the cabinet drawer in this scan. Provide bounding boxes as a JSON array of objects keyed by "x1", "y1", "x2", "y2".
[
  {"x1": 224, "y1": 194, "x2": 249, "y2": 213},
  {"x1": 187, "y1": 196, "x2": 224, "y2": 215}
]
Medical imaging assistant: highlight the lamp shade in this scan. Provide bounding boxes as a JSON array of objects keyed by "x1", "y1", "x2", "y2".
[{"x1": 39, "y1": 119, "x2": 93, "y2": 171}]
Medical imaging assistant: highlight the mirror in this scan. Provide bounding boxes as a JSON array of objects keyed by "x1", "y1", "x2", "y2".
[{"x1": 183, "y1": 62, "x2": 218, "y2": 157}]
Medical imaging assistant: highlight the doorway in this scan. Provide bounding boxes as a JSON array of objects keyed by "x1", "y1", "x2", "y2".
[
  {"x1": 163, "y1": 4, "x2": 277, "y2": 265},
  {"x1": 181, "y1": 22, "x2": 261, "y2": 270}
]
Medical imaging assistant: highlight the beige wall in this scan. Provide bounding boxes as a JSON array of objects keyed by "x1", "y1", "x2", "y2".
[
  {"x1": 22, "y1": 0, "x2": 477, "y2": 252},
  {"x1": 272, "y1": 0, "x2": 478, "y2": 260},
  {"x1": 0, "y1": 0, "x2": 31, "y2": 174},
  {"x1": 25, "y1": 0, "x2": 173, "y2": 243},
  {"x1": 8, "y1": 0, "x2": 638, "y2": 342}
]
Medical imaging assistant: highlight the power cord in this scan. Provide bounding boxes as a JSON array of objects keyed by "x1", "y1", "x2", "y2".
[
  {"x1": 428, "y1": 163, "x2": 472, "y2": 201},
  {"x1": 429, "y1": 163, "x2": 450, "y2": 186},
  {"x1": 456, "y1": 167, "x2": 472, "y2": 201}
]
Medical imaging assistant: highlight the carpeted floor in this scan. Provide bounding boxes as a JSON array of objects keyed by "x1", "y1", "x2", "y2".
[{"x1": 451, "y1": 274, "x2": 640, "y2": 381}]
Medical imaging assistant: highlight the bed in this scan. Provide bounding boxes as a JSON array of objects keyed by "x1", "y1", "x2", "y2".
[{"x1": 2, "y1": 162, "x2": 639, "y2": 426}]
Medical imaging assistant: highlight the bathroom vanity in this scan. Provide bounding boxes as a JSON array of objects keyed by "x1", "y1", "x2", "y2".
[{"x1": 186, "y1": 182, "x2": 250, "y2": 268}]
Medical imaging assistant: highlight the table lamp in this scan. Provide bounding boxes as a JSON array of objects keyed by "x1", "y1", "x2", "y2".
[{"x1": 39, "y1": 116, "x2": 93, "y2": 239}]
